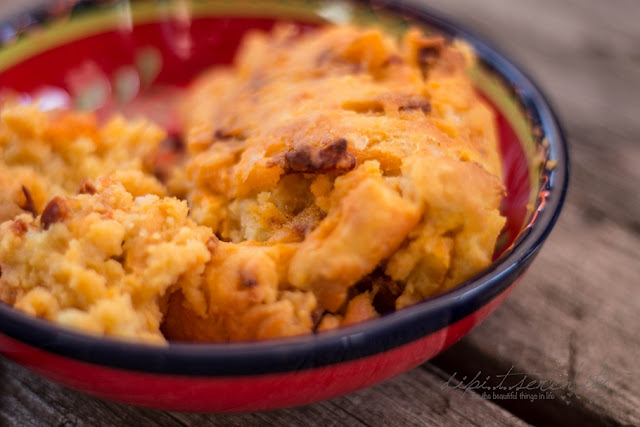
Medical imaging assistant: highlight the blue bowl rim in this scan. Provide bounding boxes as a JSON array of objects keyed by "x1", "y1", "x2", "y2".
[{"x1": 0, "y1": 0, "x2": 569, "y2": 376}]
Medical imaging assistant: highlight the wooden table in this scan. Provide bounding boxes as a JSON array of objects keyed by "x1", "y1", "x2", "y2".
[{"x1": 1, "y1": 0, "x2": 638, "y2": 425}]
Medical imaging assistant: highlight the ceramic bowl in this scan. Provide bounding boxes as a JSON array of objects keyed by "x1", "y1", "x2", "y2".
[{"x1": 0, "y1": 0, "x2": 568, "y2": 412}]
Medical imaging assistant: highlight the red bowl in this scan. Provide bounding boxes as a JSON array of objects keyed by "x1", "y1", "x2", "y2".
[{"x1": 0, "y1": 0, "x2": 568, "y2": 412}]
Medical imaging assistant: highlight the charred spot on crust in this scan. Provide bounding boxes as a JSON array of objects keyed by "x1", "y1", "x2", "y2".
[
  {"x1": 418, "y1": 46, "x2": 441, "y2": 66},
  {"x1": 398, "y1": 99, "x2": 431, "y2": 115},
  {"x1": 77, "y1": 180, "x2": 97, "y2": 195},
  {"x1": 40, "y1": 197, "x2": 69, "y2": 230},
  {"x1": 353, "y1": 274, "x2": 374, "y2": 294},
  {"x1": 311, "y1": 307, "x2": 325, "y2": 328},
  {"x1": 371, "y1": 276, "x2": 404, "y2": 314},
  {"x1": 214, "y1": 129, "x2": 234, "y2": 140},
  {"x1": 276, "y1": 138, "x2": 356, "y2": 174},
  {"x1": 214, "y1": 129, "x2": 244, "y2": 141},
  {"x1": 239, "y1": 270, "x2": 258, "y2": 288},
  {"x1": 353, "y1": 268, "x2": 404, "y2": 315},
  {"x1": 20, "y1": 186, "x2": 37, "y2": 217},
  {"x1": 417, "y1": 36, "x2": 445, "y2": 72},
  {"x1": 10, "y1": 218, "x2": 28, "y2": 236}
]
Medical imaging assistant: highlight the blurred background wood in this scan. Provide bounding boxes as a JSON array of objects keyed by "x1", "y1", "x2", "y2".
[{"x1": 0, "y1": 0, "x2": 638, "y2": 425}]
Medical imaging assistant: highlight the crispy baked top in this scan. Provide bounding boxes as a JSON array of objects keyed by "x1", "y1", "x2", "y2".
[{"x1": 0, "y1": 24, "x2": 505, "y2": 343}]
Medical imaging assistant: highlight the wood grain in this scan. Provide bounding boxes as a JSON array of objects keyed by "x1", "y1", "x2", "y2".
[{"x1": 1, "y1": 0, "x2": 638, "y2": 425}]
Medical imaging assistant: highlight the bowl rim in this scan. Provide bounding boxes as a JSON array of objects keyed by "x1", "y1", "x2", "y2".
[{"x1": 0, "y1": 0, "x2": 569, "y2": 376}]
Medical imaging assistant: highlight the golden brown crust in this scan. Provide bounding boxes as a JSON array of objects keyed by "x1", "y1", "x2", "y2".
[
  {"x1": 161, "y1": 242, "x2": 315, "y2": 341},
  {"x1": 166, "y1": 24, "x2": 504, "y2": 339},
  {"x1": 288, "y1": 163, "x2": 420, "y2": 311},
  {"x1": 0, "y1": 177, "x2": 212, "y2": 343},
  {"x1": 0, "y1": 24, "x2": 505, "y2": 343}
]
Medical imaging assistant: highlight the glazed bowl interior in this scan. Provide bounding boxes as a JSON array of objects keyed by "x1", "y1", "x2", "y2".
[{"x1": 0, "y1": 0, "x2": 568, "y2": 409}]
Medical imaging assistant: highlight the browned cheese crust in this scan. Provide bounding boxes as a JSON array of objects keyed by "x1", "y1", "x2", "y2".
[
  {"x1": 163, "y1": 24, "x2": 505, "y2": 340},
  {"x1": 0, "y1": 24, "x2": 505, "y2": 343}
]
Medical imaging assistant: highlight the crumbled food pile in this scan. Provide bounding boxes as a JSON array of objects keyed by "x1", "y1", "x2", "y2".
[{"x1": 0, "y1": 25, "x2": 505, "y2": 343}]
